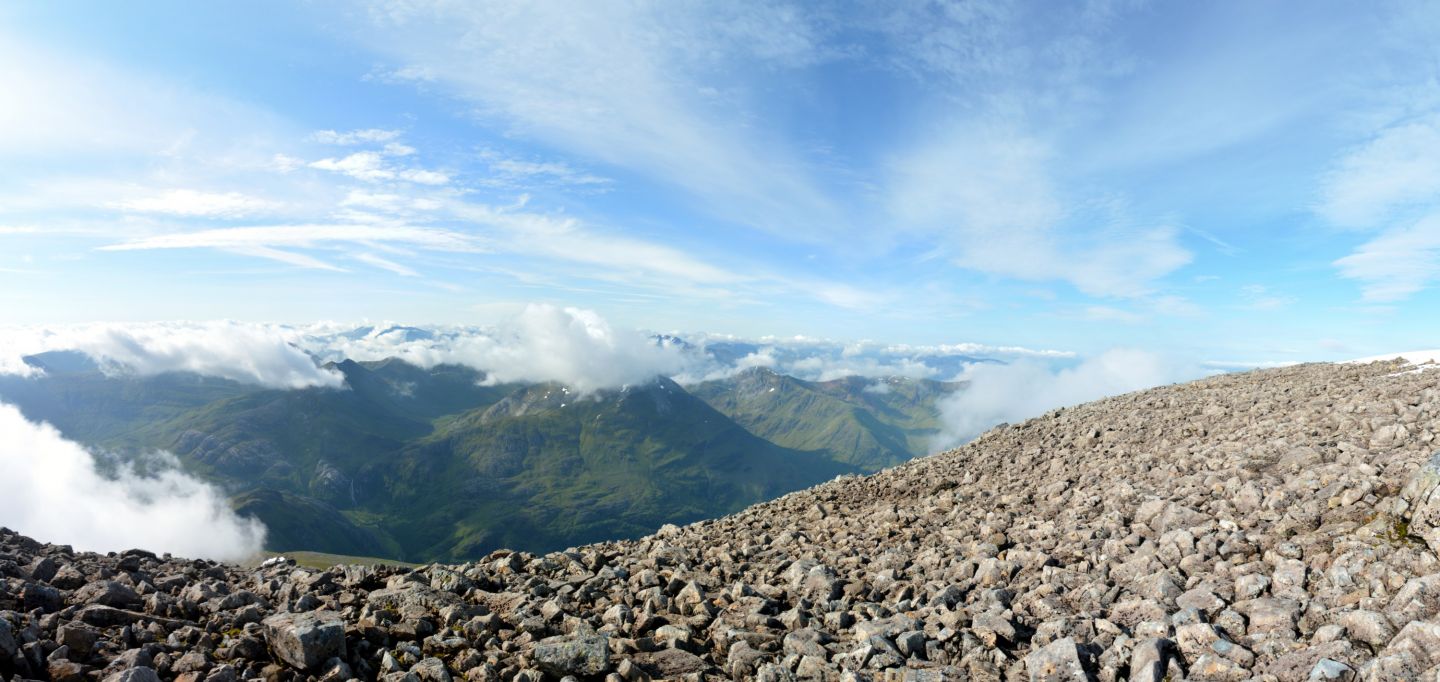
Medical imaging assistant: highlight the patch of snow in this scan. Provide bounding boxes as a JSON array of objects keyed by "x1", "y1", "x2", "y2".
[
  {"x1": 1348, "y1": 350, "x2": 1440, "y2": 365},
  {"x1": 1348, "y1": 350, "x2": 1440, "y2": 376}
]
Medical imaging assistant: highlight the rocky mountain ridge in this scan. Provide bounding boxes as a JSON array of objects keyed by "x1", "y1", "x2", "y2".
[{"x1": 5, "y1": 359, "x2": 1440, "y2": 681}]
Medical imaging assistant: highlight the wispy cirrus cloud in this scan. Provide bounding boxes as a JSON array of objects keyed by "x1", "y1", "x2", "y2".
[
  {"x1": 101, "y1": 223, "x2": 484, "y2": 256},
  {"x1": 350, "y1": 1, "x2": 845, "y2": 238},
  {"x1": 478, "y1": 150, "x2": 612, "y2": 192},
  {"x1": 309, "y1": 151, "x2": 450, "y2": 185},
  {"x1": 888, "y1": 125, "x2": 1192, "y2": 297},
  {"x1": 1334, "y1": 215, "x2": 1440, "y2": 302},
  {"x1": 1317, "y1": 115, "x2": 1440, "y2": 229},
  {"x1": 1320, "y1": 113, "x2": 1440, "y2": 301},
  {"x1": 111, "y1": 189, "x2": 279, "y2": 217},
  {"x1": 310, "y1": 128, "x2": 402, "y2": 145}
]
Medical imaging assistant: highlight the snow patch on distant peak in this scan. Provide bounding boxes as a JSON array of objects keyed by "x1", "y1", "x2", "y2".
[{"x1": 1348, "y1": 350, "x2": 1440, "y2": 365}]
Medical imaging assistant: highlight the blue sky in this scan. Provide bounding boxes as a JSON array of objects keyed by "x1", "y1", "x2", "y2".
[{"x1": 3, "y1": 1, "x2": 1440, "y2": 364}]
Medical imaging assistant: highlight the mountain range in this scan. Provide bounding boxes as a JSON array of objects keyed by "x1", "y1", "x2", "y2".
[{"x1": 0, "y1": 350, "x2": 961, "y2": 561}]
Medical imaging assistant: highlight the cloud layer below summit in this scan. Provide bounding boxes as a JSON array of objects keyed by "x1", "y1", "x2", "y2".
[
  {"x1": 930, "y1": 349, "x2": 1205, "y2": 450},
  {"x1": 0, "y1": 403, "x2": 266, "y2": 560},
  {"x1": 0, "y1": 307, "x2": 1078, "y2": 393}
]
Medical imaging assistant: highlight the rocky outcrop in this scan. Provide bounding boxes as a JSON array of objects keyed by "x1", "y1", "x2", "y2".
[{"x1": 3, "y1": 360, "x2": 1440, "y2": 681}]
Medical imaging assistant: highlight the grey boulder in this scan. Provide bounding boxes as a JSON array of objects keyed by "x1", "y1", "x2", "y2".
[{"x1": 262, "y1": 610, "x2": 347, "y2": 671}]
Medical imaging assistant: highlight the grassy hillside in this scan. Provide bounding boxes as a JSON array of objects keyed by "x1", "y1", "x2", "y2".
[
  {"x1": 379, "y1": 378, "x2": 858, "y2": 561},
  {"x1": 231, "y1": 489, "x2": 399, "y2": 557},
  {"x1": 690, "y1": 367, "x2": 962, "y2": 470},
  {"x1": 0, "y1": 356, "x2": 924, "y2": 562}
]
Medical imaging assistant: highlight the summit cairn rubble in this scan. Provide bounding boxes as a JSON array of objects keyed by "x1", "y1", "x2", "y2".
[{"x1": 3, "y1": 360, "x2": 1440, "y2": 680}]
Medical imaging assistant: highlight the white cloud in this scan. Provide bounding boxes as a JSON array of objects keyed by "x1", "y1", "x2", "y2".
[
  {"x1": 1317, "y1": 115, "x2": 1440, "y2": 229},
  {"x1": 671, "y1": 335, "x2": 1074, "y2": 383},
  {"x1": 0, "y1": 403, "x2": 266, "y2": 560},
  {"x1": 350, "y1": 1, "x2": 843, "y2": 237},
  {"x1": 111, "y1": 189, "x2": 278, "y2": 217},
  {"x1": 480, "y1": 152, "x2": 612, "y2": 190},
  {"x1": 271, "y1": 153, "x2": 306, "y2": 173},
  {"x1": 878, "y1": 341, "x2": 1074, "y2": 360},
  {"x1": 309, "y1": 152, "x2": 393, "y2": 182},
  {"x1": 450, "y1": 202, "x2": 742, "y2": 286},
  {"x1": 353, "y1": 252, "x2": 420, "y2": 277},
  {"x1": 398, "y1": 168, "x2": 450, "y2": 185},
  {"x1": 888, "y1": 126, "x2": 1191, "y2": 296},
  {"x1": 306, "y1": 305, "x2": 686, "y2": 394},
  {"x1": 931, "y1": 349, "x2": 1204, "y2": 450},
  {"x1": 1334, "y1": 214, "x2": 1440, "y2": 301},
  {"x1": 383, "y1": 142, "x2": 416, "y2": 156},
  {"x1": 226, "y1": 245, "x2": 347, "y2": 271},
  {"x1": 1320, "y1": 113, "x2": 1440, "y2": 301},
  {"x1": 308, "y1": 146, "x2": 449, "y2": 185},
  {"x1": 100, "y1": 223, "x2": 484, "y2": 255},
  {"x1": 311, "y1": 128, "x2": 403, "y2": 145},
  {"x1": 0, "y1": 322, "x2": 344, "y2": 390},
  {"x1": 0, "y1": 30, "x2": 284, "y2": 157},
  {"x1": 3, "y1": 315, "x2": 1088, "y2": 399}
]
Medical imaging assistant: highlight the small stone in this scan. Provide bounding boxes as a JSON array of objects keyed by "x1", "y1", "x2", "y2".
[
  {"x1": 895, "y1": 630, "x2": 927, "y2": 659},
  {"x1": 411, "y1": 657, "x2": 451, "y2": 682},
  {"x1": 1128, "y1": 638, "x2": 1169, "y2": 682},
  {"x1": 1191, "y1": 652, "x2": 1248, "y2": 681},
  {"x1": 104, "y1": 667, "x2": 163, "y2": 682},
  {"x1": 49, "y1": 659, "x2": 87, "y2": 682},
  {"x1": 1308, "y1": 658, "x2": 1355, "y2": 681}
]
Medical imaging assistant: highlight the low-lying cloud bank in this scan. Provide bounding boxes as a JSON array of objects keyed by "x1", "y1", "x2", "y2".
[
  {"x1": 0, "y1": 403, "x2": 266, "y2": 561},
  {"x1": 304, "y1": 306, "x2": 688, "y2": 394},
  {"x1": 668, "y1": 335, "x2": 1074, "y2": 384},
  {"x1": 0, "y1": 322, "x2": 344, "y2": 389},
  {"x1": 0, "y1": 306, "x2": 1076, "y2": 393},
  {"x1": 930, "y1": 349, "x2": 1207, "y2": 451}
]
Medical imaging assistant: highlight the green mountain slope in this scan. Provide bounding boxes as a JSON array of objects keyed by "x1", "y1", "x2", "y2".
[
  {"x1": 0, "y1": 351, "x2": 253, "y2": 445},
  {"x1": 0, "y1": 356, "x2": 880, "y2": 562},
  {"x1": 690, "y1": 367, "x2": 963, "y2": 470},
  {"x1": 379, "y1": 377, "x2": 858, "y2": 561},
  {"x1": 230, "y1": 489, "x2": 398, "y2": 557}
]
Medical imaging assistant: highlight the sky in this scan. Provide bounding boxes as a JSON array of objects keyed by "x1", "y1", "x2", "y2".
[{"x1": 4, "y1": 1, "x2": 1440, "y2": 364}]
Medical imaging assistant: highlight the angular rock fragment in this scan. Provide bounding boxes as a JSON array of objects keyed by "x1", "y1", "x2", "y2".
[
  {"x1": 533, "y1": 629, "x2": 609, "y2": 677},
  {"x1": 261, "y1": 611, "x2": 346, "y2": 672}
]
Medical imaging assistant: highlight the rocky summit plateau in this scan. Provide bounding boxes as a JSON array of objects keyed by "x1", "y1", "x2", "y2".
[{"x1": 8, "y1": 359, "x2": 1440, "y2": 681}]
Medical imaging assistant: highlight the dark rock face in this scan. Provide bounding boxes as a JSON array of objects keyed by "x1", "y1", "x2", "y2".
[{"x1": 3, "y1": 360, "x2": 1440, "y2": 680}]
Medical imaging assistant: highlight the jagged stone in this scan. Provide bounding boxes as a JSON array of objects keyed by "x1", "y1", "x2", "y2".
[
  {"x1": 532, "y1": 630, "x2": 609, "y2": 677},
  {"x1": 1309, "y1": 658, "x2": 1355, "y2": 681},
  {"x1": 631, "y1": 648, "x2": 711, "y2": 678},
  {"x1": 1024, "y1": 637, "x2": 1088, "y2": 681},
  {"x1": 103, "y1": 667, "x2": 162, "y2": 682},
  {"x1": 261, "y1": 611, "x2": 346, "y2": 672}
]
